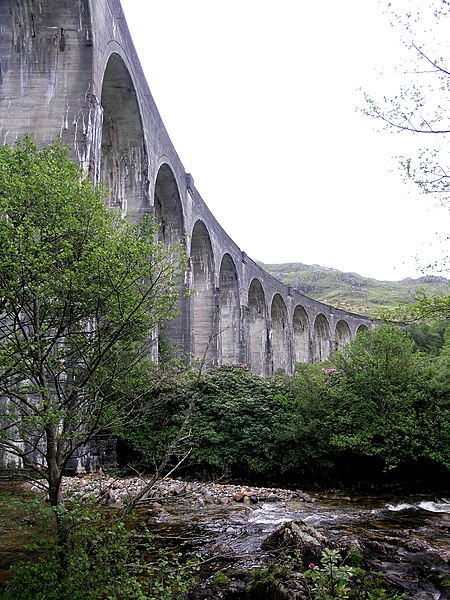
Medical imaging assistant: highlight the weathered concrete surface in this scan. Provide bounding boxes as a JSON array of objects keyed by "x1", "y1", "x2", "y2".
[{"x1": 0, "y1": 0, "x2": 373, "y2": 374}]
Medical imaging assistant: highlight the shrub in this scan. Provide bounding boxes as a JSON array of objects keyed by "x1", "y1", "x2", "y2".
[{"x1": 2, "y1": 494, "x2": 199, "y2": 600}]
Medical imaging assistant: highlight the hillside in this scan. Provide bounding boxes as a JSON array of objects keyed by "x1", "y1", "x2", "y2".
[{"x1": 260, "y1": 262, "x2": 450, "y2": 317}]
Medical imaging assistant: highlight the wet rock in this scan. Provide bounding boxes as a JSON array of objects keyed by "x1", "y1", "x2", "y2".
[
  {"x1": 247, "y1": 575, "x2": 309, "y2": 600},
  {"x1": 402, "y1": 537, "x2": 434, "y2": 552},
  {"x1": 186, "y1": 570, "x2": 248, "y2": 599},
  {"x1": 261, "y1": 521, "x2": 327, "y2": 564},
  {"x1": 376, "y1": 550, "x2": 450, "y2": 597},
  {"x1": 233, "y1": 490, "x2": 247, "y2": 502},
  {"x1": 265, "y1": 493, "x2": 279, "y2": 502},
  {"x1": 233, "y1": 489, "x2": 258, "y2": 505},
  {"x1": 295, "y1": 492, "x2": 311, "y2": 502}
]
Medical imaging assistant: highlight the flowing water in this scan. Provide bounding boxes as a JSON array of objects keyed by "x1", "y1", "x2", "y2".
[
  {"x1": 147, "y1": 491, "x2": 450, "y2": 557},
  {"x1": 2, "y1": 483, "x2": 450, "y2": 596},
  {"x1": 145, "y1": 489, "x2": 450, "y2": 597}
]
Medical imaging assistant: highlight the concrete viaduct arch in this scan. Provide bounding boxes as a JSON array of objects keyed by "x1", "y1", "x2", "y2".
[{"x1": 0, "y1": 0, "x2": 374, "y2": 374}]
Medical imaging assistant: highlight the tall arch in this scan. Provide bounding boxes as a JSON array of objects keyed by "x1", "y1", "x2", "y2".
[
  {"x1": 293, "y1": 305, "x2": 310, "y2": 364},
  {"x1": 100, "y1": 53, "x2": 148, "y2": 221},
  {"x1": 219, "y1": 254, "x2": 241, "y2": 365},
  {"x1": 312, "y1": 314, "x2": 332, "y2": 362},
  {"x1": 335, "y1": 319, "x2": 351, "y2": 351},
  {"x1": 154, "y1": 164, "x2": 184, "y2": 245},
  {"x1": 154, "y1": 164, "x2": 188, "y2": 354},
  {"x1": 248, "y1": 279, "x2": 268, "y2": 375},
  {"x1": 190, "y1": 221, "x2": 216, "y2": 367},
  {"x1": 271, "y1": 294, "x2": 290, "y2": 374}
]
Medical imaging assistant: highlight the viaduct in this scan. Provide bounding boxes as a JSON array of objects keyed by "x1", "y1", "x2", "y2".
[{"x1": 0, "y1": 0, "x2": 373, "y2": 375}]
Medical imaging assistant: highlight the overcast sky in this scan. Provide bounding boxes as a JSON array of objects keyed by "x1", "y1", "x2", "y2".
[{"x1": 120, "y1": 0, "x2": 449, "y2": 281}]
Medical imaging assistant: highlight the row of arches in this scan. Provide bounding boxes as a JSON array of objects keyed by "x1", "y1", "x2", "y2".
[
  {"x1": 97, "y1": 51, "x2": 369, "y2": 374},
  {"x1": 188, "y1": 231, "x2": 368, "y2": 373}
]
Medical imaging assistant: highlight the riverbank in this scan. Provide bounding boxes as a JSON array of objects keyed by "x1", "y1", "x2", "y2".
[
  {"x1": 54, "y1": 473, "x2": 315, "y2": 507},
  {"x1": 50, "y1": 476, "x2": 450, "y2": 597},
  {"x1": 3, "y1": 476, "x2": 450, "y2": 598}
]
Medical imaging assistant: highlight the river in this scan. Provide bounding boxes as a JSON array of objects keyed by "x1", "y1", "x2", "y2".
[
  {"x1": 1, "y1": 479, "x2": 450, "y2": 597},
  {"x1": 144, "y1": 486, "x2": 450, "y2": 598}
]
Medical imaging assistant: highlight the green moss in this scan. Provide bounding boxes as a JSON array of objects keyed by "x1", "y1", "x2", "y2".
[{"x1": 211, "y1": 572, "x2": 230, "y2": 586}]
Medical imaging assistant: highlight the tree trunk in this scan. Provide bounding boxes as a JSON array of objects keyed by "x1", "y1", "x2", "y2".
[{"x1": 46, "y1": 425, "x2": 69, "y2": 584}]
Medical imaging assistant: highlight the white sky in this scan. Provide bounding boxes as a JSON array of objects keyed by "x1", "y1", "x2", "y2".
[{"x1": 120, "y1": 0, "x2": 450, "y2": 281}]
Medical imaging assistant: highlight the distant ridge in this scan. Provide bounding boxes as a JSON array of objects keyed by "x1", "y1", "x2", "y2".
[{"x1": 260, "y1": 262, "x2": 450, "y2": 317}]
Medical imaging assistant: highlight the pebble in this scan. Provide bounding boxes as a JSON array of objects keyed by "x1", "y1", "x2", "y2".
[{"x1": 51, "y1": 475, "x2": 313, "y2": 508}]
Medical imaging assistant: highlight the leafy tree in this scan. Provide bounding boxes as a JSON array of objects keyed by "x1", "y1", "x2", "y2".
[
  {"x1": 0, "y1": 136, "x2": 186, "y2": 508},
  {"x1": 187, "y1": 366, "x2": 286, "y2": 477},
  {"x1": 419, "y1": 328, "x2": 450, "y2": 468},
  {"x1": 329, "y1": 326, "x2": 425, "y2": 468},
  {"x1": 2, "y1": 493, "x2": 198, "y2": 599},
  {"x1": 405, "y1": 320, "x2": 449, "y2": 354},
  {"x1": 362, "y1": 3, "x2": 450, "y2": 318},
  {"x1": 394, "y1": 287, "x2": 450, "y2": 322},
  {"x1": 280, "y1": 364, "x2": 337, "y2": 478},
  {"x1": 430, "y1": 326, "x2": 450, "y2": 394},
  {"x1": 179, "y1": 365, "x2": 292, "y2": 478},
  {"x1": 286, "y1": 326, "x2": 450, "y2": 478}
]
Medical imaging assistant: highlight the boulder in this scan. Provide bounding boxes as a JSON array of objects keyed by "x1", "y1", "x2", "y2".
[
  {"x1": 261, "y1": 520, "x2": 327, "y2": 564},
  {"x1": 247, "y1": 575, "x2": 309, "y2": 600}
]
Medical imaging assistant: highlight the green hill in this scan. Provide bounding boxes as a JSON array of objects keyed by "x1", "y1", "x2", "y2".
[{"x1": 260, "y1": 262, "x2": 450, "y2": 317}]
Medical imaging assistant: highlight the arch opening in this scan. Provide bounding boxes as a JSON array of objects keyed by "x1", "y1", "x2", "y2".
[
  {"x1": 219, "y1": 254, "x2": 242, "y2": 365},
  {"x1": 190, "y1": 221, "x2": 216, "y2": 367},
  {"x1": 154, "y1": 164, "x2": 187, "y2": 355},
  {"x1": 293, "y1": 305, "x2": 310, "y2": 364},
  {"x1": 356, "y1": 324, "x2": 369, "y2": 335},
  {"x1": 335, "y1": 319, "x2": 351, "y2": 351},
  {"x1": 100, "y1": 53, "x2": 148, "y2": 222},
  {"x1": 154, "y1": 164, "x2": 184, "y2": 246},
  {"x1": 312, "y1": 313, "x2": 332, "y2": 362},
  {"x1": 271, "y1": 294, "x2": 290, "y2": 374},
  {"x1": 248, "y1": 279, "x2": 268, "y2": 375}
]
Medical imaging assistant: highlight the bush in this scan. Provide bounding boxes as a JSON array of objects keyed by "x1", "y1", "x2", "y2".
[
  {"x1": 117, "y1": 327, "x2": 450, "y2": 486},
  {"x1": 2, "y1": 495, "x2": 199, "y2": 600},
  {"x1": 189, "y1": 365, "x2": 293, "y2": 478},
  {"x1": 285, "y1": 325, "x2": 450, "y2": 482}
]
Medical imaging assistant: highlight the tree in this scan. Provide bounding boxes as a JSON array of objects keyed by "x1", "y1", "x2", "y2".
[
  {"x1": 326, "y1": 325, "x2": 450, "y2": 473},
  {"x1": 188, "y1": 365, "x2": 291, "y2": 477},
  {"x1": 288, "y1": 326, "x2": 442, "y2": 477},
  {"x1": 0, "y1": 136, "x2": 186, "y2": 507},
  {"x1": 405, "y1": 320, "x2": 449, "y2": 354},
  {"x1": 362, "y1": 2, "x2": 450, "y2": 202},
  {"x1": 362, "y1": 2, "x2": 450, "y2": 318}
]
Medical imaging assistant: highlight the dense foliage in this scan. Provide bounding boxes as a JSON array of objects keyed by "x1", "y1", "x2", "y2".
[
  {"x1": 0, "y1": 136, "x2": 184, "y2": 506},
  {"x1": 189, "y1": 366, "x2": 292, "y2": 477},
  {"x1": 290, "y1": 326, "x2": 449, "y2": 479},
  {"x1": 119, "y1": 324, "x2": 450, "y2": 486},
  {"x1": 1, "y1": 493, "x2": 198, "y2": 600}
]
